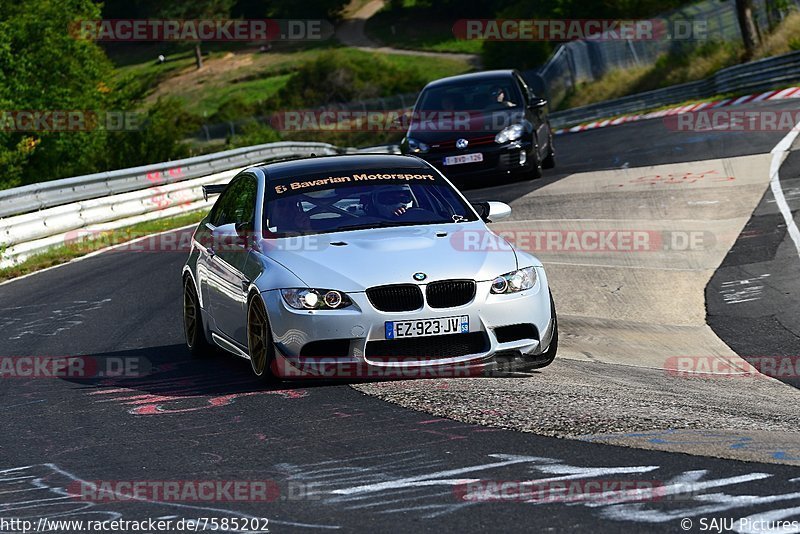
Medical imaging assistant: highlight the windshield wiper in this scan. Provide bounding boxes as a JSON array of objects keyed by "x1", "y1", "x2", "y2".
[
  {"x1": 337, "y1": 220, "x2": 452, "y2": 232},
  {"x1": 336, "y1": 221, "x2": 400, "y2": 232}
]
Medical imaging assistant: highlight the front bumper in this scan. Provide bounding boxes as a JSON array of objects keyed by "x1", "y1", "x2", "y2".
[
  {"x1": 415, "y1": 141, "x2": 533, "y2": 182},
  {"x1": 263, "y1": 267, "x2": 554, "y2": 379}
]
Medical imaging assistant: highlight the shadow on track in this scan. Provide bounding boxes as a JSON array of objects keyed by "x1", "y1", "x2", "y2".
[{"x1": 58, "y1": 344, "x2": 544, "y2": 400}]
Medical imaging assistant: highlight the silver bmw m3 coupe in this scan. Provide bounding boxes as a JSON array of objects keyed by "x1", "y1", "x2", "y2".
[{"x1": 182, "y1": 154, "x2": 557, "y2": 380}]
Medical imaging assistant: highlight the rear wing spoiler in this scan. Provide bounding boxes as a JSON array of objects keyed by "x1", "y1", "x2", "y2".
[{"x1": 202, "y1": 184, "x2": 228, "y2": 201}]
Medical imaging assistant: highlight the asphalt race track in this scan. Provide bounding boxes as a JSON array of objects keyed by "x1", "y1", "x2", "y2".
[{"x1": 2, "y1": 99, "x2": 800, "y2": 533}]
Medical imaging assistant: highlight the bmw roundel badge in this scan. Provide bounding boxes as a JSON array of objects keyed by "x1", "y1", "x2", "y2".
[{"x1": 413, "y1": 272, "x2": 427, "y2": 281}]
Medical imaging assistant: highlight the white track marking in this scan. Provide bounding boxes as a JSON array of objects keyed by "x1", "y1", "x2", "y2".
[
  {"x1": 0, "y1": 222, "x2": 200, "y2": 288},
  {"x1": 331, "y1": 454, "x2": 551, "y2": 495},
  {"x1": 770, "y1": 121, "x2": 800, "y2": 260}
]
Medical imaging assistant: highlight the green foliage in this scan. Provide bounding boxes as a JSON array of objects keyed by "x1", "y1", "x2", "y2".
[
  {"x1": 263, "y1": 0, "x2": 350, "y2": 21},
  {"x1": 479, "y1": 0, "x2": 555, "y2": 70},
  {"x1": 166, "y1": 0, "x2": 236, "y2": 19},
  {"x1": 101, "y1": 98, "x2": 201, "y2": 170},
  {"x1": 0, "y1": 0, "x2": 206, "y2": 189},
  {"x1": 225, "y1": 120, "x2": 281, "y2": 148},
  {"x1": 0, "y1": 0, "x2": 113, "y2": 186},
  {"x1": 212, "y1": 94, "x2": 261, "y2": 123},
  {"x1": 365, "y1": 5, "x2": 483, "y2": 53},
  {"x1": 270, "y1": 49, "x2": 429, "y2": 109}
]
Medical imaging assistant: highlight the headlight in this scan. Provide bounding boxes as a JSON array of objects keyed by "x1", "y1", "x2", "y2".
[
  {"x1": 281, "y1": 288, "x2": 352, "y2": 310},
  {"x1": 495, "y1": 124, "x2": 525, "y2": 144},
  {"x1": 490, "y1": 267, "x2": 537, "y2": 294},
  {"x1": 407, "y1": 137, "x2": 429, "y2": 154}
]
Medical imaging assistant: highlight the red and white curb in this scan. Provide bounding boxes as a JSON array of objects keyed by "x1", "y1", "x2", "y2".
[{"x1": 554, "y1": 86, "x2": 800, "y2": 135}]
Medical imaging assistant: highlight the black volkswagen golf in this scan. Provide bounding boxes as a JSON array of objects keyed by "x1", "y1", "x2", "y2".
[{"x1": 400, "y1": 70, "x2": 555, "y2": 184}]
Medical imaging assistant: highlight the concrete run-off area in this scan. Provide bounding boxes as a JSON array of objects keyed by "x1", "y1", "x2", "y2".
[{"x1": 354, "y1": 151, "x2": 800, "y2": 465}]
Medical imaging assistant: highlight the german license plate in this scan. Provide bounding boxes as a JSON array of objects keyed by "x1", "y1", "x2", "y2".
[
  {"x1": 385, "y1": 316, "x2": 469, "y2": 339},
  {"x1": 443, "y1": 153, "x2": 483, "y2": 166}
]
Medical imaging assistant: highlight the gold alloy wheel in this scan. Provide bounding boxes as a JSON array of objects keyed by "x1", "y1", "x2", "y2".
[
  {"x1": 247, "y1": 297, "x2": 271, "y2": 377},
  {"x1": 183, "y1": 279, "x2": 198, "y2": 348}
]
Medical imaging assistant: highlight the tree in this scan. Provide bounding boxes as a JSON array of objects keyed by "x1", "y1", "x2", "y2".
[
  {"x1": 735, "y1": 0, "x2": 760, "y2": 59},
  {"x1": 0, "y1": 0, "x2": 114, "y2": 188},
  {"x1": 264, "y1": 0, "x2": 350, "y2": 20},
  {"x1": 163, "y1": 0, "x2": 236, "y2": 69}
]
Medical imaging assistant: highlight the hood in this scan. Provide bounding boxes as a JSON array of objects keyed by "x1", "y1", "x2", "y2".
[
  {"x1": 259, "y1": 222, "x2": 519, "y2": 292},
  {"x1": 407, "y1": 109, "x2": 526, "y2": 145}
]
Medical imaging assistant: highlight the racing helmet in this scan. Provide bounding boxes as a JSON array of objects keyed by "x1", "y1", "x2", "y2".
[{"x1": 371, "y1": 184, "x2": 413, "y2": 218}]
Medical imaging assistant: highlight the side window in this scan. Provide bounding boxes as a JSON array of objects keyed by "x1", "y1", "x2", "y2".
[
  {"x1": 209, "y1": 184, "x2": 238, "y2": 227},
  {"x1": 231, "y1": 176, "x2": 257, "y2": 225},
  {"x1": 208, "y1": 175, "x2": 256, "y2": 227}
]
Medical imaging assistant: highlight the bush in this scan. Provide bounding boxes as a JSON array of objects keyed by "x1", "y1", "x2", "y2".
[
  {"x1": 0, "y1": 0, "x2": 115, "y2": 187},
  {"x1": 225, "y1": 120, "x2": 282, "y2": 148},
  {"x1": 269, "y1": 50, "x2": 428, "y2": 109},
  {"x1": 101, "y1": 98, "x2": 201, "y2": 170}
]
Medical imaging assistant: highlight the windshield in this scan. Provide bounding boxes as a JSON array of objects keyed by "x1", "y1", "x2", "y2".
[
  {"x1": 264, "y1": 168, "x2": 478, "y2": 237},
  {"x1": 418, "y1": 78, "x2": 523, "y2": 112}
]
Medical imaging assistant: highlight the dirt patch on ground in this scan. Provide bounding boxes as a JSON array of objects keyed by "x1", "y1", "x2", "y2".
[{"x1": 144, "y1": 50, "x2": 297, "y2": 105}]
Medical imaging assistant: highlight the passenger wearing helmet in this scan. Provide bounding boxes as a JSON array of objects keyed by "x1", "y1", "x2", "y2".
[{"x1": 371, "y1": 185, "x2": 414, "y2": 218}]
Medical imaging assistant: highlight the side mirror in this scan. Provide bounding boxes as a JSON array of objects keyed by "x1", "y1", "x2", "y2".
[
  {"x1": 391, "y1": 110, "x2": 411, "y2": 129},
  {"x1": 472, "y1": 201, "x2": 512, "y2": 222},
  {"x1": 531, "y1": 97, "x2": 548, "y2": 109}
]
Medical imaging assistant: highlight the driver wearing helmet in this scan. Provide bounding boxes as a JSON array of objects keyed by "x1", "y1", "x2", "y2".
[{"x1": 371, "y1": 184, "x2": 414, "y2": 218}]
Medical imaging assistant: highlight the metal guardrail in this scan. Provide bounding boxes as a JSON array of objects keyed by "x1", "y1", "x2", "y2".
[
  {"x1": 549, "y1": 50, "x2": 800, "y2": 129},
  {"x1": 535, "y1": 0, "x2": 800, "y2": 110},
  {"x1": 0, "y1": 141, "x2": 339, "y2": 218}
]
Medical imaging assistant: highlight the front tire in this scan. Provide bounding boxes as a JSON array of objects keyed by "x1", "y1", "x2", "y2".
[
  {"x1": 184, "y1": 277, "x2": 213, "y2": 358},
  {"x1": 247, "y1": 295, "x2": 276, "y2": 382},
  {"x1": 542, "y1": 135, "x2": 556, "y2": 169},
  {"x1": 524, "y1": 294, "x2": 558, "y2": 370},
  {"x1": 524, "y1": 147, "x2": 543, "y2": 180},
  {"x1": 528, "y1": 294, "x2": 558, "y2": 369}
]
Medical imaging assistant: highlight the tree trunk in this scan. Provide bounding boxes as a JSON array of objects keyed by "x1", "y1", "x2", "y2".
[
  {"x1": 194, "y1": 42, "x2": 203, "y2": 69},
  {"x1": 736, "y1": 0, "x2": 760, "y2": 60}
]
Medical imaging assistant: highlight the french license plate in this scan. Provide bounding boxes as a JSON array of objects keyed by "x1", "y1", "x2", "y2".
[
  {"x1": 443, "y1": 153, "x2": 483, "y2": 166},
  {"x1": 385, "y1": 316, "x2": 469, "y2": 339}
]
